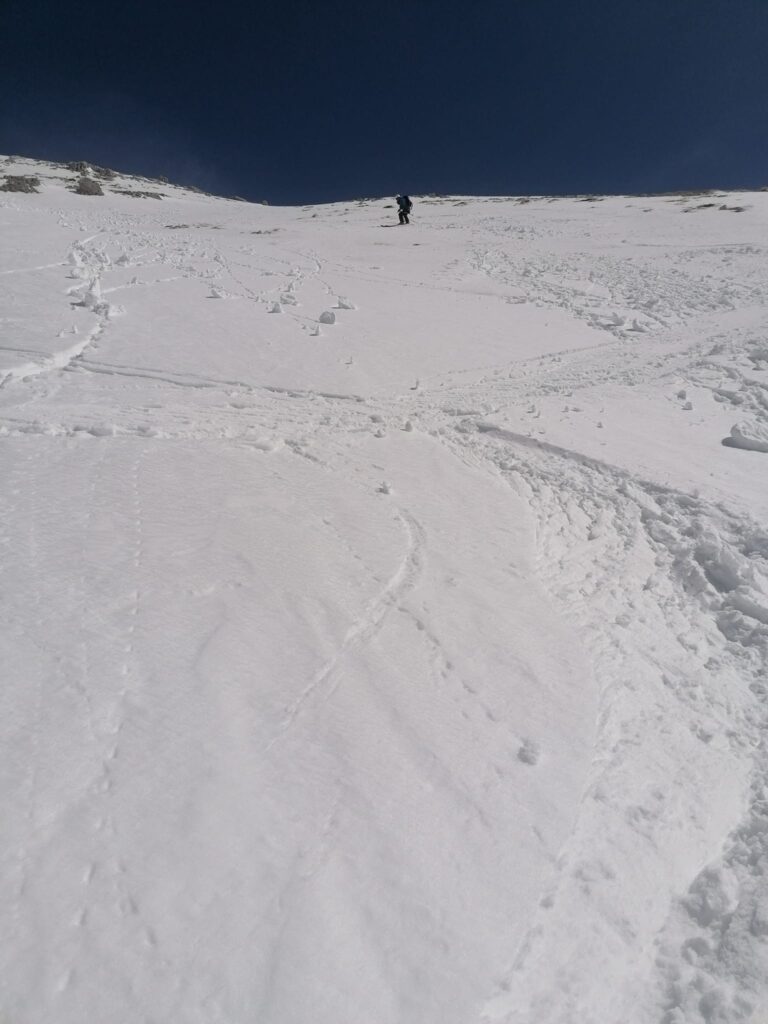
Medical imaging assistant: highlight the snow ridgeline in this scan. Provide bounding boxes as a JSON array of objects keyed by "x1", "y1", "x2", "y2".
[{"x1": 1, "y1": 156, "x2": 768, "y2": 1024}]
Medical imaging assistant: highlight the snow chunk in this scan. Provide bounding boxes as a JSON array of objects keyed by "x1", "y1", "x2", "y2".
[
  {"x1": 517, "y1": 739, "x2": 541, "y2": 765},
  {"x1": 723, "y1": 422, "x2": 768, "y2": 453},
  {"x1": 251, "y1": 437, "x2": 283, "y2": 452},
  {"x1": 683, "y1": 867, "x2": 739, "y2": 928}
]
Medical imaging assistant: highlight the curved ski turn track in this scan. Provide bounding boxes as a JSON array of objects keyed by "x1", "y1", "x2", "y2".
[{"x1": 1, "y1": 158, "x2": 767, "y2": 1024}]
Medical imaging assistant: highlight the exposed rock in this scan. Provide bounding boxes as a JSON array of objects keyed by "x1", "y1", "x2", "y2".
[
  {"x1": 75, "y1": 177, "x2": 103, "y2": 196},
  {"x1": 112, "y1": 189, "x2": 163, "y2": 200},
  {"x1": 0, "y1": 175, "x2": 41, "y2": 193}
]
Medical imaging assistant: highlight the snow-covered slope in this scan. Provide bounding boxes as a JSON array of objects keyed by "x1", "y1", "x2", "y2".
[{"x1": 1, "y1": 156, "x2": 767, "y2": 1024}]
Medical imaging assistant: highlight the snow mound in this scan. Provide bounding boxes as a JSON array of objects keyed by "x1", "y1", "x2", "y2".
[{"x1": 724, "y1": 421, "x2": 768, "y2": 453}]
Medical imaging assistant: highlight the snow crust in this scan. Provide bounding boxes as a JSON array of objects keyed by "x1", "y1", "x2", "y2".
[{"x1": 1, "y1": 156, "x2": 768, "y2": 1023}]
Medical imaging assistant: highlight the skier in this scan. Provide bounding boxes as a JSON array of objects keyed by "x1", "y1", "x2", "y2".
[{"x1": 396, "y1": 195, "x2": 413, "y2": 225}]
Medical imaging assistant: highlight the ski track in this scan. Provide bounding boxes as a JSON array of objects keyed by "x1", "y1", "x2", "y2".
[
  {"x1": 458, "y1": 421, "x2": 768, "y2": 1024},
  {"x1": 1, "y1": 236, "x2": 120, "y2": 388},
  {"x1": 2, "y1": 163, "x2": 768, "y2": 1023},
  {"x1": 266, "y1": 508, "x2": 425, "y2": 747}
]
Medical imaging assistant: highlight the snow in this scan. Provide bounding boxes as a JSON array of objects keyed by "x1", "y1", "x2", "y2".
[{"x1": 1, "y1": 156, "x2": 768, "y2": 1024}]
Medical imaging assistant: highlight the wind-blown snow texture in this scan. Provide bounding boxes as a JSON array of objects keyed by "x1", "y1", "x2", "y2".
[{"x1": 2, "y1": 157, "x2": 767, "y2": 1024}]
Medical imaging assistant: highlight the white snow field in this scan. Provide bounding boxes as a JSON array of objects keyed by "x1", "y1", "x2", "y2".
[{"x1": 1, "y1": 157, "x2": 767, "y2": 1024}]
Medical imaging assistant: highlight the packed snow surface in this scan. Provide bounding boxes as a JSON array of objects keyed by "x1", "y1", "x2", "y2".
[{"x1": 2, "y1": 157, "x2": 768, "y2": 1024}]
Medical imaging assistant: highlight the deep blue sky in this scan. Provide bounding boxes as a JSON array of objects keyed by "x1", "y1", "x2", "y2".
[{"x1": 2, "y1": 0, "x2": 767, "y2": 204}]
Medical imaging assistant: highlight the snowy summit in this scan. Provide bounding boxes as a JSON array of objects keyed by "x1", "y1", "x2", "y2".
[{"x1": 1, "y1": 156, "x2": 768, "y2": 1024}]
